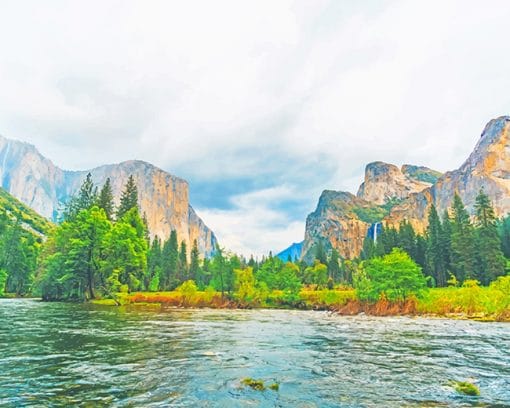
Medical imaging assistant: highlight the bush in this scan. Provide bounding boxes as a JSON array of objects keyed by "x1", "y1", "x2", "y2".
[
  {"x1": 355, "y1": 248, "x2": 427, "y2": 302},
  {"x1": 177, "y1": 280, "x2": 198, "y2": 306}
]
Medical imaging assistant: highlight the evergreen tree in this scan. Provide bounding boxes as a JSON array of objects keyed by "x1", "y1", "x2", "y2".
[
  {"x1": 498, "y1": 215, "x2": 510, "y2": 258},
  {"x1": 450, "y1": 194, "x2": 476, "y2": 282},
  {"x1": 314, "y1": 241, "x2": 327, "y2": 265},
  {"x1": 117, "y1": 175, "x2": 138, "y2": 219},
  {"x1": 425, "y1": 205, "x2": 447, "y2": 287},
  {"x1": 98, "y1": 178, "x2": 114, "y2": 221},
  {"x1": 147, "y1": 236, "x2": 162, "y2": 291},
  {"x1": 179, "y1": 240, "x2": 188, "y2": 281},
  {"x1": 474, "y1": 189, "x2": 505, "y2": 284},
  {"x1": 162, "y1": 230, "x2": 179, "y2": 290},
  {"x1": 327, "y1": 249, "x2": 341, "y2": 282},
  {"x1": 397, "y1": 220, "x2": 417, "y2": 260},
  {"x1": 440, "y1": 209, "x2": 453, "y2": 273},
  {"x1": 64, "y1": 173, "x2": 98, "y2": 221},
  {"x1": 106, "y1": 207, "x2": 148, "y2": 291},
  {"x1": 189, "y1": 239, "x2": 200, "y2": 283}
]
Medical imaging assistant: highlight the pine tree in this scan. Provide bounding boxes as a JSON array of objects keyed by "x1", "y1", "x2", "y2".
[
  {"x1": 64, "y1": 173, "x2": 98, "y2": 221},
  {"x1": 327, "y1": 249, "x2": 341, "y2": 282},
  {"x1": 314, "y1": 241, "x2": 327, "y2": 265},
  {"x1": 425, "y1": 205, "x2": 447, "y2": 287},
  {"x1": 162, "y1": 230, "x2": 179, "y2": 290},
  {"x1": 450, "y1": 194, "x2": 476, "y2": 282},
  {"x1": 179, "y1": 241, "x2": 188, "y2": 282},
  {"x1": 397, "y1": 220, "x2": 417, "y2": 260},
  {"x1": 440, "y1": 209, "x2": 452, "y2": 273},
  {"x1": 98, "y1": 178, "x2": 114, "y2": 220},
  {"x1": 190, "y1": 239, "x2": 200, "y2": 284},
  {"x1": 498, "y1": 215, "x2": 510, "y2": 257},
  {"x1": 117, "y1": 175, "x2": 138, "y2": 219},
  {"x1": 148, "y1": 236, "x2": 162, "y2": 290},
  {"x1": 474, "y1": 189, "x2": 505, "y2": 284}
]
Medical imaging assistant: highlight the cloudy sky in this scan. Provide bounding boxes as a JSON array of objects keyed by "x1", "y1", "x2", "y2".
[{"x1": 1, "y1": 1, "x2": 510, "y2": 257}]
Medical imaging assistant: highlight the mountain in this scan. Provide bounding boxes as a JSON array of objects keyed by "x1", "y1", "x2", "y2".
[
  {"x1": 357, "y1": 162, "x2": 440, "y2": 205},
  {"x1": 302, "y1": 191, "x2": 383, "y2": 262},
  {"x1": 276, "y1": 241, "x2": 303, "y2": 262},
  {"x1": 386, "y1": 116, "x2": 510, "y2": 232},
  {"x1": 0, "y1": 187, "x2": 53, "y2": 238},
  {"x1": 0, "y1": 135, "x2": 217, "y2": 256},
  {"x1": 302, "y1": 116, "x2": 510, "y2": 261}
]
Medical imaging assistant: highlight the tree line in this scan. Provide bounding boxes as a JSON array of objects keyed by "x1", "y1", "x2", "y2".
[{"x1": 360, "y1": 190, "x2": 508, "y2": 287}]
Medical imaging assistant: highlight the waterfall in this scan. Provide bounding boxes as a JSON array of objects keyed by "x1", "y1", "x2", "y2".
[{"x1": 373, "y1": 222, "x2": 380, "y2": 244}]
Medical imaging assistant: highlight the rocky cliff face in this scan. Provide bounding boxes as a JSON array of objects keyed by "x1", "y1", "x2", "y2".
[
  {"x1": 357, "y1": 161, "x2": 438, "y2": 205},
  {"x1": 386, "y1": 116, "x2": 510, "y2": 232},
  {"x1": 0, "y1": 135, "x2": 217, "y2": 257},
  {"x1": 302, "y1": 191, "x2": 378, "y2": 262},
  {"x1": 302, "y1": 116, "x2": 510, "y2": 261}
]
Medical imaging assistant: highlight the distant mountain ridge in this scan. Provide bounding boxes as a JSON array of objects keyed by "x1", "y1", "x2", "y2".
[
  {"x1": 277, "y1": 241, "x2": 303, "y2": 262},
  {"x1": 300, "y1": 116, "x2": 510, "y2": 261},
  {"x1": 0, "y1": 135, "x2": 217, "y2": 257}
]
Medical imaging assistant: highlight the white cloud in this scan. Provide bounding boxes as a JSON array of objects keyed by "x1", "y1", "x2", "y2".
[
  {"x1": 1, "y1": 0, "x2": 510, "y2": 255},
  {"x1": 198, "y1": 186, "x2": 305, "y2": 258}
]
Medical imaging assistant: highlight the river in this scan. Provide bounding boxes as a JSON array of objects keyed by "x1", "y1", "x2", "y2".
[{"x1": 1, "y1": 299, "x2": 509, "y2": 407}]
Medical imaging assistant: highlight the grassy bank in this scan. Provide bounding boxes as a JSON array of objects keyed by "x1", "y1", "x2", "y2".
[{"x1": 91, "y1": 284, "x2": 510, "y2": 322}]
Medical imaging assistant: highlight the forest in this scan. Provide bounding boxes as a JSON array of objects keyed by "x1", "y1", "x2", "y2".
[{"x1": 1, "y1": 175, "x2": 510, "y2": 319}]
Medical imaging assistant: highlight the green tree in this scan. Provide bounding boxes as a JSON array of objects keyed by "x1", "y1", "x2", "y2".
[
  {"x1": 426, "y1": 205, "x2": 447, "y2": 287},
  {"x1": 327, "y1": 249, "x2": 341, "y2": 282},
  {"x1": 397, "y1": 220, "x2": 417, "y2": 260},
  {"x1": 355, "y1": 248, "x2": 427, "y2": 302},
  {"x1": 42, "y1": 206, "x2": 111, "y2": 300},
  {"x1": 105, "y1": 207, "x2": 148, "y2": 291},
  {"x1": 303, "y1": 261, "x2": 328, "y2": 289},
  {"x1": 117, "y1": 175, "x2": 138, "y2": 219},
  {"x1": 162, "y1": 230, "x2": 179, "y2": 290},
  {"x1": 0, "y1": 268, "x2": 7, "y2": 296},
  {"x1": 474, "y1": 189, "x2": 505, "y2": 285},
  {"x1": 498, "y1": 215, "x2": 510, "y2": 258},
  {"x1": 179, "y1": 241, "x2": 188, "y2": 282},
  {"x1": 314, "y1": 241, "x2": 327, "y2": 265},
  {"x1": 147, "y1": 236, "x2": 162, "y2": 291},
  {"x1": 64, "y1": 173, "x2": 98, "y2": 221},
  {"x1": 450, "y1": 194, "x2": 476, "y2": 282},
  {"x1": 189, "y1": 239, "x2": 201, "y2": 283},
  {"x1": 98, "y1": 178, "x2": 115, "y2": 221}
]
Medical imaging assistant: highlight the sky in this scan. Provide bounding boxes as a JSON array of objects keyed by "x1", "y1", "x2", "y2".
[{"x1": 1, "y1": 1, "x2": 510, "y2": 257}]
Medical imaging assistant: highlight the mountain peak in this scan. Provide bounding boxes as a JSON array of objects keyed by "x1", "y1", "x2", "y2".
[{"x1": 357, "y1": 161, "x2": 434, "y2": 205}]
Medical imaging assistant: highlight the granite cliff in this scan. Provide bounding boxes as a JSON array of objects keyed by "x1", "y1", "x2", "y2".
[
  {"x1": 0, "y1": 135, "x2": 217, "y2": 257},
  {"x1": 386, "y1": 116, "x2": 510, "y2": 232},
  {"x1": 357, "y1": 162, "x2": 440, "y2": 205},
  {"x1": 302, "y1": 116, "x2": 510, "y2": 261}
]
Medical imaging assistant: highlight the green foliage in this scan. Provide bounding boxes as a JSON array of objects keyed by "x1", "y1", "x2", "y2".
[
  {"x1": 64, "y1": 173, "x2": 98, "y2": 221},
  {"x1": 426, "y1": 205, "x2": 448, "y2": 287},
  {"x1": 352, "y1": 205, "x2": 388, "y2": 224},
  {"x1": 474, "y1": 189, "x2": 505, "y2": 285},
  {"x1": 98, "y1": 178, "x2": 114, "y2": 221},
  {"x1": 450, "y1": 194, "x2": 476, "y2": 282},
  {"x1": 0, "y1": 268, "x2": 7, "y2": 296},
  {"x1": 176, "y1": 280, "x2": 198, "y2": 305},
  {"x1": 0, "y1": 188, "x2": 53, "y2": 236},
  {"x1": 303, "y1": 261, "x2": 328, "y2": 288},
  {"x1": 355, "y1": 248, "x2": 427, "y2": 302},
  {"x1": 116, "y1": 175, "x2": 138, "y2": 219}
]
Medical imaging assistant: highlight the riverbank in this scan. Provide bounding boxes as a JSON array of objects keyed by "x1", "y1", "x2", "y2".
[{"x1": 90, "y1": 286, "x2": 510, "y2": 322}]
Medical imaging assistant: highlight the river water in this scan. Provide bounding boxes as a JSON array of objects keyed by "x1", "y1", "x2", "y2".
[{"x1": 1, "y1": 299, "x2": 509, "y2": 407}]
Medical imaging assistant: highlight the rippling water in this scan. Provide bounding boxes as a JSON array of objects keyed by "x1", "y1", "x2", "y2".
[{"x1": 1, "y1": 299, "x2": 509, "y2": 407}]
